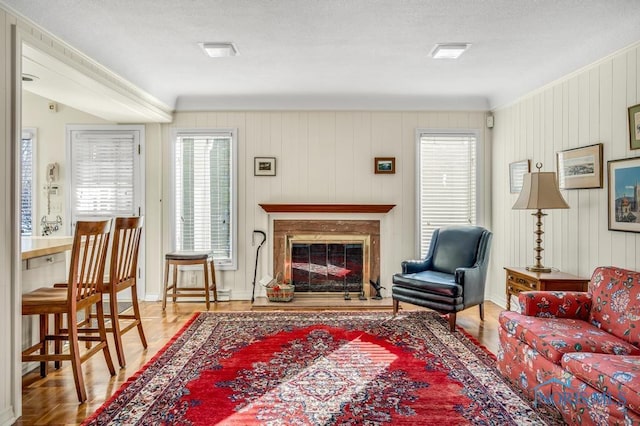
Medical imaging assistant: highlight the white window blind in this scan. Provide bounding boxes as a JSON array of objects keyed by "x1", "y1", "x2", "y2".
[
  {"x1": 70, "y1": 132, "x2": 136, "y2": 218},
  {"x1": 174, "y1": 130, "x2": 236, "y2": 269},
  {"x1": 21, "y1": 130, "x2": 35, "y2": 236},
  {"x1": 418, "y1": 132, "x2": 477, "y2": 257}
]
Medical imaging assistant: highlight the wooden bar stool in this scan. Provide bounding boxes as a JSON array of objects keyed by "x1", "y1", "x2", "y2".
[{"x1": 162, "y1": 251, "x2": 217, "y2": 311}]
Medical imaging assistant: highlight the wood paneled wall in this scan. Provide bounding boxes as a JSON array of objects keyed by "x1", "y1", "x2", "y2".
[
  {"x1": 160, "y1": 111, "x2": 491, "y2": 301},
  {"x1": 490, "y1": 42, "x2": 640, "y2": 305}
]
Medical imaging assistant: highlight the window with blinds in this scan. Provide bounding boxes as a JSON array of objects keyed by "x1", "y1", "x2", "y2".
[
  {"x1": 70, "y1": 131, "x2": 137, "y2": 219},
  {"x1": 418, "y1": 132, "x2": 478, "y2": 257},
  {"x1": 173, "y1": 130, "x2": 237, "y2": 270},
  {"x1": 21, "y1": 130, "x2": 35, "y2": 236}
]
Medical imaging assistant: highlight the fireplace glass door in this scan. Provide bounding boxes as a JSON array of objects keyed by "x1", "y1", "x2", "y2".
[{"x1": 291, "y1": 243, "x2": 363, "y2": 293}]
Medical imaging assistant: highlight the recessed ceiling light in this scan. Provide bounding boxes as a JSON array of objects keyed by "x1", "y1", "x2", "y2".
[
  {"x1": 430, "y1": 43, "x2": 470, "y2": 59},
  {"x1": 199, "y1": 42, "x2": 238, "y2": 58}
]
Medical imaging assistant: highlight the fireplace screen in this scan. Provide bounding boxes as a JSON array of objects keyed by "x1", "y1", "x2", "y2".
[{"x1": 291, "y1": 243, "x2": 363, "y2": 293}]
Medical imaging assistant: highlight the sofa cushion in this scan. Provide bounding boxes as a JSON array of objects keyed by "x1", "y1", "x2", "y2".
[
  {"x1": 561, "y1": 353, "x2": 640, "y2": 413},
  {"x1": 589, "y1": 267, "x2": 640, "y2": 347},
  {"x1": 500, "y1": 311, "x2": 640, "y2": 364}
]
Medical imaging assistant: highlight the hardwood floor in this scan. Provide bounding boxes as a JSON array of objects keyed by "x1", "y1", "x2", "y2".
[{"x1": 18, "y1": 300, "x2": 503, "y2": 425}]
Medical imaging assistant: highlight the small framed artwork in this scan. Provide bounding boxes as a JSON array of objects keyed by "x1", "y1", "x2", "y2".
[
  {"x1": 374, "y1": 157, "x2": 395, "y2": 174},
  {"x1": 509, "y1": 159, "x2": 530, "y2": 193},
  {"x1": 608, "y1": 156, "x2": 640, "y2": 233},
  {"x1": 254, "y1": 157, "x2": 276, "y2": 176},
  {"x1": 629, "y1": 103, "x2": 640, "y2": 150},
  {"x1": 556, "y1": 143, "x2": 603, "y2": 189}
]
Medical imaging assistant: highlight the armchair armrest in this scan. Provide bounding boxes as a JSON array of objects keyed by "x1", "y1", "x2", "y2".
[
  {"x1": 518, "y1": 291, "x2": 592, "y2": 320},
  {"x1": 401, "y1": 257, "x2": 433, "y2": 274},
  {"x1": 455, "y1": 264, "x2": 481, "y2": 285}
]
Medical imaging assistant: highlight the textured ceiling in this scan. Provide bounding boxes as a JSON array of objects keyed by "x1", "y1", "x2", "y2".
[{"x1": 4, "y1": 0, "x2": 640, "y2": 111}]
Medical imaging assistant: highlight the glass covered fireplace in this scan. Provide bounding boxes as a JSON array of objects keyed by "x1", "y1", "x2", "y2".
[
  {"x1": 285, "y1": 234, "x2": 370, "y2": 297},
  {"x1": 291, "y1": 242, "x2": 363, "y2": 293}
]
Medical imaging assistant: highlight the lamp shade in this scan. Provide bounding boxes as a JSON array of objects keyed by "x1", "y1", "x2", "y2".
[{"x1": 512, "y1": 172, "x2": 569, "y2": 210}]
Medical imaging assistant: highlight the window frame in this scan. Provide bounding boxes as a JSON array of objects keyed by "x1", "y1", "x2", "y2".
[
  {"x1": 170, "y1": 128, "x2": 238, "y2": 270},
  {"x1": 65, "y1": 124, "x2": 146, "y2": 297},
  {"x1": 415, "y1": 128, "x2": 484, "y2": 258}
]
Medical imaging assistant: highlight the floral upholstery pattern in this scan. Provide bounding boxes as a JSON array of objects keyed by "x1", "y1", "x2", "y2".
[
  {"x1": 561, "y1": 353, "x2": 640, "y2": 413},
  {"x1": 550, "y1": 372, "x2": 640, "y2": 426},
  {"x1": 497, "y1": 326, "x2": 564, "y2": 400},
  {"x1": 518, "y1": 291, "x2": 592, "y2": 320},
  {"x1": 498, "y1": 266, "x2": 640, "y2": 425},
  {"x1": 500, "y1": 311, "x2": 640, "y2": 364},
  {"x1": 588, "y1": 267, "x2": 640, "y2": 347}
]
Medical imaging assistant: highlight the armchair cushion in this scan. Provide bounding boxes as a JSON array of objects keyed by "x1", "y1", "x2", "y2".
[
  {"x1": 430, "y1": 226, "x2": 486, "y2": 274},
  {"x1": 500, "y1": 311, "x2": 640, "y2": 364},
  {"x1": 391, "y1": 270, "x2": 460, "y2": 297}
]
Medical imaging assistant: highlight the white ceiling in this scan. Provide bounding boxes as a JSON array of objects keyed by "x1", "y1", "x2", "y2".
[{"x1": 5, "y1": 0, "x2": 640, "y2": 112}]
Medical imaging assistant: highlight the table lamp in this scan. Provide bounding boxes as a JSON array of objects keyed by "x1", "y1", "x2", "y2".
[{"x1": 512, "y1": 162, "x2": 569, "y2": 273}]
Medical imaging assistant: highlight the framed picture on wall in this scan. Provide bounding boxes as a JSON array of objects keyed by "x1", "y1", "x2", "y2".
[
  {"x1": 556, "y1": 143, "x2": 603, "y2": 189},
  {"x1": 629, "y1": 103, "x2": 640, "y2": 150},
  {"x1": 608, "y1": 156, "x2": 640, "y2": 233},
  {"x1": 254, "y1": 157, "x2": 276, "y2": 176},
  {"x1": 374, "y1": 157, "x2": 396, "y2": 174},
  {"x1": 509, "y1": 159, "x2": 530, "y2": 193}
]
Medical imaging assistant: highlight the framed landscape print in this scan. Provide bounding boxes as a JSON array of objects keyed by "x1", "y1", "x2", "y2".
[
  {"x1": 556, "y1": 143, "x2": 603, "y2": 189},
  {"x1": 254, "y1": 157, "x2": 276, "y2": 176},
  {"x1": 608, "y1": 156, "x2": 640, "y2": 233},
  {"x1": 509, "y1": 159, "x2": 530, "y2": 193},
  {"x1": 374, "y1": 157, "x2": 395, "y2": 174},
  {"x1": 629, "y1": 103, "x2": 640, "y2": 150}
]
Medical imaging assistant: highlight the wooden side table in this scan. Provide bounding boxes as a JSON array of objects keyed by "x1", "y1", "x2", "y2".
[{"x1": 504, "y1": 267, "x2": 589, "y2": 310}]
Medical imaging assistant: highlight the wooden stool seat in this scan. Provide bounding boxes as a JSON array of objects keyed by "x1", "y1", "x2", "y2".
[
  {"x1": 22, "y1": 287, "x2": 70, "y2": 309},
  {"x1": 163, "y1": 251, "x2": 217, "y2": 311},
  {"x1": 165, "y1": 251, "x2": 210, "y2": 261}
]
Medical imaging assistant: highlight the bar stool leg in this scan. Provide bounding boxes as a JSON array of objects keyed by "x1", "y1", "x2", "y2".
[
  {"x1": 162, "y1": 259, "x2": 170, "y2": 311},
  {"x1": 172, "y1": 262, "x2": 178, "y2": 303},
  {"x1": 203, "y1": 259, "x2": 210, "y2": 311},
  {"x1": 209, "y1": 259, "x2": 218, "y2": 302}
]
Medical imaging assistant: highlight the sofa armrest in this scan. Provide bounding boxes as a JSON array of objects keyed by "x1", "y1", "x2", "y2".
[
  {"x1": 401, "y1": 257, "x2": 433, "y2": 274},
  {"x1": 518, "y1": 291, "x2": 592, "y2": 320}
]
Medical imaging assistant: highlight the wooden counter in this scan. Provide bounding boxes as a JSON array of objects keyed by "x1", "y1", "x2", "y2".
[{"x1": 21, "y1": 237, "x2": 73, "y2": 260}]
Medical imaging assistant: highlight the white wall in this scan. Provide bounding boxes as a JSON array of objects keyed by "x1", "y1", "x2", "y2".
[
  {"x1": 0, "y1": 8, "x2": 19, "y2": 426},
  {"x1": 22, "y1": 91, "x2": 110, "y2": 236},
  {"x1": 490, "y1": 42, "x2": 640, "y2": 306},
  {"x1": 157, "y1": 111, "x2": 491, "y2": 301}
]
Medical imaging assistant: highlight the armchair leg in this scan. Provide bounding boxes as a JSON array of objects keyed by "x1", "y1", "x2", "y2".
[
  {"x1": 479, "y1": 303, "x2": 485, "y2": 321},
  {"x1": 448, "y1": 313, "x2": 456, "y2": 332},
  {"x1": 392, "y1": 299, "x2": 399, "y2": 315}
]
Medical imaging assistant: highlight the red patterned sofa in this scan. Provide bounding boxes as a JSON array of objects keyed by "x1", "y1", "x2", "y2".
[{"x1": 497, "y1": 266, "x2": 640, "y2": 425}]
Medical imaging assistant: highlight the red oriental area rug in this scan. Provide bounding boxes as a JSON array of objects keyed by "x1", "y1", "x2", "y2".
[{"x1": 83, "y1": 311, "x2": 561, "y2": 425}]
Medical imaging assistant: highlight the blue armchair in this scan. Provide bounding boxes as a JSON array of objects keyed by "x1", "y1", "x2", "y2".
[{"x1": 392, "y1": 225, "x2": 492, "y2": 331}]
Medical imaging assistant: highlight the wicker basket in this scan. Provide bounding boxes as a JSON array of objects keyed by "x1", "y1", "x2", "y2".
[{"x1": 266, "y1": 284, "x2": 295, "y2": 302}]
